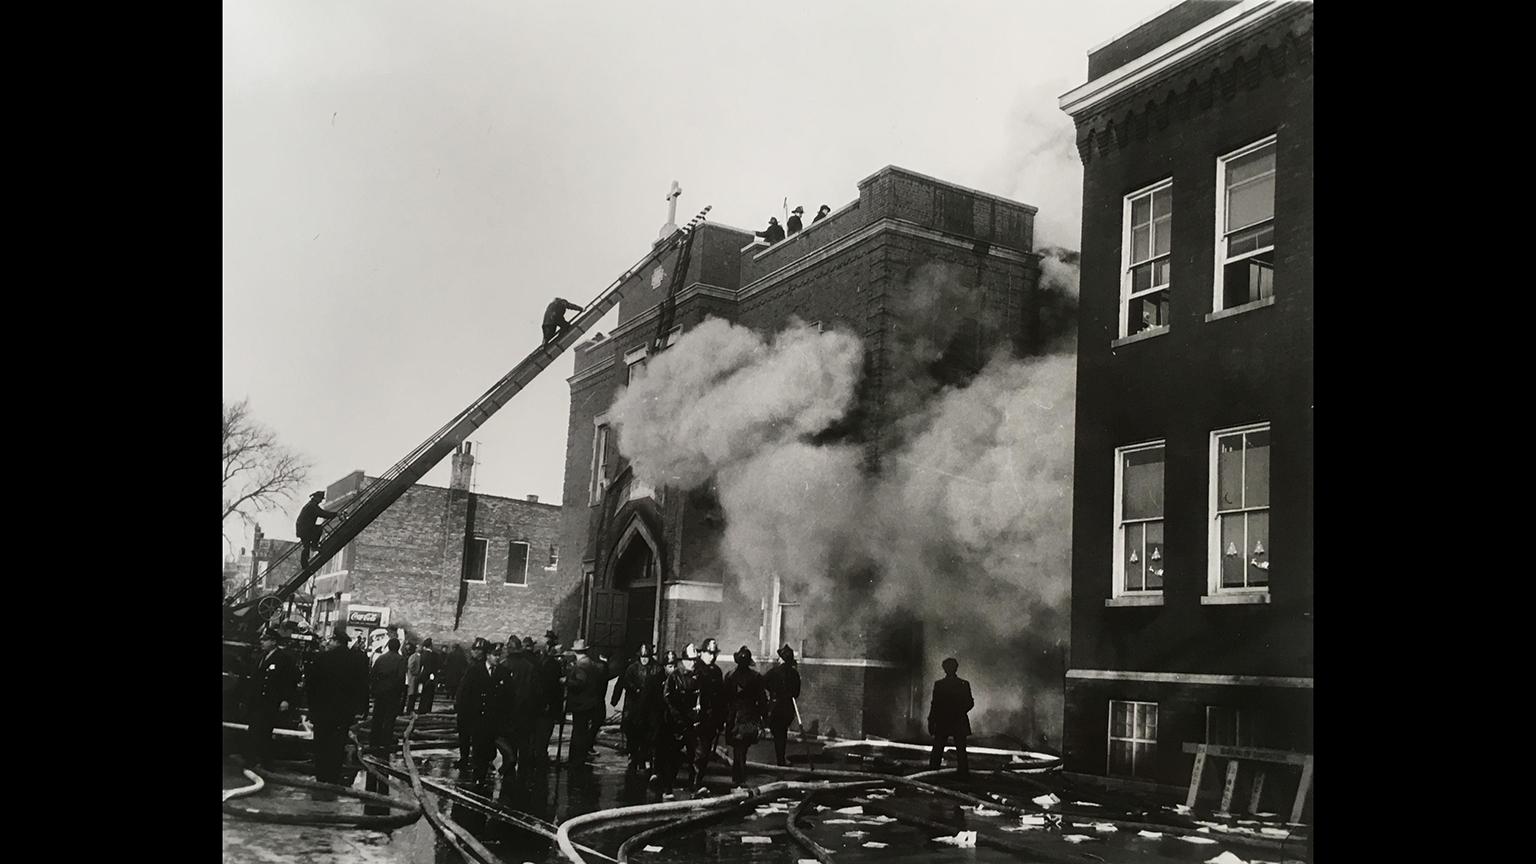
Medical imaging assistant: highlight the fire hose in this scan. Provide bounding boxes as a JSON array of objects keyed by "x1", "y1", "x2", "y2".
[{"x1": 399, "y1": 715, "x2": 507, "y2": 864}]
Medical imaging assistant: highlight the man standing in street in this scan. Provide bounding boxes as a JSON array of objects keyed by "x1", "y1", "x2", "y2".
[
  {"x1": 693, "y1": 637, "x2": 726, "y2": 791},
  {"x1": 368, "y1": 637, "x2": 407, "y2": 756},
  {"x1": 612, "y1": 643, "x2": 660, "y2": 774},
  {"x1": 661, "y1": 645, "x2": 702, "y2": 792},
  {"x1": 928, "y1": 657, "x2": 975, "y2": 777},
  {"x1": 723, "y1": 646, "x2": 768, "y2": 788},
  {"x1": 564, "y1": 640, "x2": 606, "y2": 768},
  {"x1": 491, "y1": 635, "x2": 540, "y2": 788},
  {"x1": 529, "y1": 638, "x2": 564, "y2": 772},
  {"x1": 412, "y1": 638, "x2": 439, "y2": 714},
  {"x1": 455, "y1": 637, "x2": 494, "y2": 776},
  {"x1": 763, "y1": 644, "x2": 802, "y2": 766},
  {"x1": 307, "y1": 625, "x2": 369, "y2": 784},
  {"x1": 295, "y1": 491, "x2": 339, "y2": 568},
  {"x1": 243, "y1": 628, "x2": 299, "y2": 769}
]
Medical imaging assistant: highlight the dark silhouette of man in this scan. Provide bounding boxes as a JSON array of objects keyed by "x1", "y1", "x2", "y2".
[
  {"x1": 786, "y1": 206, "x2": 805, "y2": 235},
  {"x1": 307, "y1": 625, "x2": 368, "y2": 784},
  {"x1": 543, "y1": 298, "x2": 584, "y2": 343},
  {"x1": 764, "y1": 644, "x2": 801, "y2": 766},
  {"x1": 928, "y1": 656, "x2": 974, "y2": 777}
]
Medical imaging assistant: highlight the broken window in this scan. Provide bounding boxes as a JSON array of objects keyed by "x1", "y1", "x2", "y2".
[
  {"x1": 1217, "y1": 138, "x2": 1276, "y2": 310},
  {"x1": 463, "y1": 537, "x2": 489, "y2": 584},
  {"x1": 1206, "y1": 706, "x2": 1262, "y2": 747},
  {"x1": 548, "y1": 543, "x2": 559, "y2": 569},
  {"x1": 1123, "y1": 181, "x2": 1172, "y2": 336},
  {"x1": 1211, "y1": 424, "x2": 1271, "y2": 591},
  {"x1": 506, "y1": 541, "x2": 529, "y2": 586},
  {"x1": 1115, "y1": 442, "x2": 1165, "y2": 594},
  {"x1": 589, "y1": 421, "x2": 610, "y2": 505},
  {"x1": 1108, "y1": 700, "x2": 1158, "y2": 779},
  {"x1": 624, "y1": 346, "x2": 648, "y2": 385}
]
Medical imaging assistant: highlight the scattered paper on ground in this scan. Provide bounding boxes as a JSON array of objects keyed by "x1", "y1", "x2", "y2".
[
  {"x1": 968, "y1": 805, "x2": 1002, "y2": 817},
  {"x1": 1062, "y1": 834, "x2": 1094, "y2": 843},
  {"x1": 823, "y1": 818, "x2": 857, "y2": 825},
  {"x1": 867, "y1": 815, "x2": 896, "y2": 823},
  {"x1": 1033, "y1": 793, "x2": 1062, "y2": 808},
  {"x1": 1019, "y1": 815, "x2": 1046, "y2": 827},
  {"x1": 814, "y1": 805, "x2": 829, "y2": 812},
  {"x1": 862, "y1": 841, "x2": 888, "y2": 849},
  {"x1": 741, "y1": 836, "x2": 772, "y2": 844},
  {"x1": 835, "y1": 805, "x2": 864, "y2": 815},
  {"x1": 1093, "y1": 822, "x2": 1118, "y2": 832},
  {"x1": 1072, "y1": 800, "x2": 1103, "y2": 807},
  {"x1": 1181, "y1": 835, "x2": 1218, "y2": 845},
  {"x1": 932, "y1": 831, "x2": 978, "y2": 848},
  {"x1": 1072, "y1": 822, "x2": 1094, "y2": 828},
  {"x1": 1259, "y1": 827, "x2": 1290, "y2": 837},
  {"x1": 1205, "y1": 852, "x2": 1249, "y2": 864},
  {"x1": 642, "y1": 846, "x2": 663, "y2": 853},
  {"x1": 1169, "y1": 804, "x2": 1193, "y2": 815},
  {"x1": 1137, "y1": 830, "x2": 1163, "y2": 839},
  {"x1": 843, "y1": 831, "x2": 867, "y2": 838}
]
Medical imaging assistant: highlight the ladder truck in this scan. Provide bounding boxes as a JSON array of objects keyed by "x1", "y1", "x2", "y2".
[{"x1": 222, "y1": 206, "x2": 711, "y2": 727}]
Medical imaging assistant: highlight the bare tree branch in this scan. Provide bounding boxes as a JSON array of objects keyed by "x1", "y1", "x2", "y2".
[{"x1": 222, "y1": 398, "x2": 312, "y2": 539}]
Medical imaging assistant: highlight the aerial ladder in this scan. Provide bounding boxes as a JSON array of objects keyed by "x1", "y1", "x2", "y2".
[{"x1": 222, "y1": 205, "x2": 712, "y2": 657}]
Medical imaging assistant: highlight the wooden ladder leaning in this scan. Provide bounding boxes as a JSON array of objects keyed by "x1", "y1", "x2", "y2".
[{"x1": 1182, "y1": 743, "x2": 1313, "y2": 824}]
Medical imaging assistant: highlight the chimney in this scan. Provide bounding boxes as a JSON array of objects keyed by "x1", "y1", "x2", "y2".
[
  {"x1": 450, "y1": 442, "x2": 475, "y2": 491},
  {"x1": 526, "y1": 494, "x2": 539, "y2": 503}
]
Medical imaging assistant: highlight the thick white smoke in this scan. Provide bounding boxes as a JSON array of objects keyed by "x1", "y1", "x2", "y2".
[{"x1": 608, "y1": 254, "x2": 1080, "y2": 746}]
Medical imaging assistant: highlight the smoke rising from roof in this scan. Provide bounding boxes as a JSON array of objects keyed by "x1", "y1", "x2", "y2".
[{"x1": 608, "y1": 253, "x2": 1080, "y2": 746}]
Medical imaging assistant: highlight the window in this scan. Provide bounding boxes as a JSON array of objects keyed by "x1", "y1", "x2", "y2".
[
  {"x1": 317, "y1": 543, "x2": 348, "y2": 577},
  {"x1": 624, "y1": 347, "x2": 648, "y2": 385},
  {"x1": 1210, "y1": 424, "x2": 1271, "y2": 592},
  {"x1": 506, "y1": 541, "x2": 529, "y2": 586},
  {"x1": 665, "y1": 325, "x2": 682, "y2": 346},
  {"x1": 1122, "y1": 181, "x2": 1172, "y2": 336},
  {"x1": 1114, "y1": 442, "x2": 1165, "y2": 595},
  {"x1": 1216, "y1": 138, "x2": 1276, "y2": 310},
  {"x1": 1206, "y1": 706, "x2": 1262, "y2": 747},
  {"x1": 462, "y1": 537, "x2": 488, "y2": 583},
  {"x1": 589, "y1": 421, "x2": 610, "y2": 504},
  {"x1": 548, "y1": 543, "x2": 559, "y2": 569},
  {"x1": 1108, "y1": 700, "x2": 1158, "y2": 778}
]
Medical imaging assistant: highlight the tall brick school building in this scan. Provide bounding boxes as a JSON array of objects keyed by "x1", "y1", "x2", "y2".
[{"x1": 557, "y1": 165, "x2": 1062, "y2": 740}]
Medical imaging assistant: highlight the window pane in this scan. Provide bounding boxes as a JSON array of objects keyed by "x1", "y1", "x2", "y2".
[
  {"x1": 1133, "y1": 742, "x2": 1155, "y2": 778},
  {"x1": 1226, "y1": 175, "x2": 1275, "y2": 231},
  {"x1": 1244, "y1": 430, "x2": 1270, "y2": 507},
  {"x1": 1227, "y1": 145, "x2": 1276, "y2": 185},
  {"x1": 507, "y1": 542, "x2": 529, "y2": 585},
  {"x1": 1224, "y1": 251, "x2": 1274, "y2": 308},
  {"x1": 1129, "y1": 290, "x2": 1168, "y2": 334},
  {"x1": 1153, "y1": 216, "x2": 1171, "y2": 256},
  {"x1": 1131, "y1": 195, "x2": 1151, "y2": 226},
  {"x1": 1132, "y1": 261, "x2": 1152, "y2": 293},
  {"x1": 1226, "y1": 221, "x2": 1273, "y2": 258},
  {"x1": 1216, "y1": 435, "x2": 1244, "y2": 511},
  {"x1": 1111, "y1": 702, "x2": 1131, "y2": 737},
  {"x1": 1221, "y1": 514, "x2": 1246, "y2": 587},
  {"x1": 1124, "y1": 522, "x2": 1144, "y2": 591},
  {"x1": 1247, "y1": 511, "x2": 1270, "y2": 587},
  {"x1": 1132, "y1": 225, "x2": 1150, "y2": 261},
  {"x1": 1152, "y1": 258, "x2": 1170, "y2": 287},
  {"x1": 1109, "y1": 740, "x2": 1133, "y2": 776},
  {"x1": 1152, "y1": 186, "x2": 1172, "y2": 218},
  {"x1": 1122, "y1": 447, "x2": 1164, "y2": 520},
  {"x1": 466, "y1": 538, "x2": 487, "y2": 582},
  {"x1": 1145, "y1": 521, "x2": 1164, "y2": 589}
]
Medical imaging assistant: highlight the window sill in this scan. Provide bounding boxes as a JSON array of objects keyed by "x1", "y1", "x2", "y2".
[
  {"x1": 1111, "y1": 326, "x2": 1169, "y2": 348},
  {"x1": 1106, "y1": 594, "x2": 1164, "y2": 608},
  {"x1": 1201, "y1": 593, "x2": 1270, "y2": 606},
  {"x1": 1205, "y1": 295, "x2": 1275, "y2": 322}
]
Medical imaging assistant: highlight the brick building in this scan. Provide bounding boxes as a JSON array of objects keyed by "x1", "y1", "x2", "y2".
[
  {"x1": 1057, "y1": 0, "x2": 1313, "y2": 800},
  {"x1": 300, "y1": 444, "x2": 567, "y2": 647},
  {"x1": 558, "y1": 165, "x2": 1053, "y2": 738}
]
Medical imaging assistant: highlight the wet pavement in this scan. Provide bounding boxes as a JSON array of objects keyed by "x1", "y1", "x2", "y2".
[{"x1": 223, "y1": 716, "x2": 1311, "y2": 864}]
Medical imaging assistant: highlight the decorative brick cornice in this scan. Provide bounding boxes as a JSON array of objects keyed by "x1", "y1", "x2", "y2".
[{"x1": 1073, "y1": 7, "x2": 1312, "y2": 165}]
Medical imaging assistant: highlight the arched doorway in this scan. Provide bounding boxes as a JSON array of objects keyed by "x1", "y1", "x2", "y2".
[{"x1": 588, "y1": 512, "x2": 662, "y2": 661}]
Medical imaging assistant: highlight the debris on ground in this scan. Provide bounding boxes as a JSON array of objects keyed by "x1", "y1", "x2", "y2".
[
  {"x1": 1062, "y1": 834, "x2": 1094, "y2": 843},
  {"x1": 1033, "y1": 792, "x2": 1061, "y2": 808},
  {"x1": 641, "y1": 845, "x2": 663, "y2": 852},
  {"x1": 1137, "y1": 830, "x2": 1164, "y2": 839},
  {"x1": 740, "y1": 836, "x2": 772, "y2": 844},
  {"x1": 1205, "y1": 852, "x2": 1249, "y2": 864},
  {"x1": 932, "y1": 830, "x2": 978, "y2": 848}
]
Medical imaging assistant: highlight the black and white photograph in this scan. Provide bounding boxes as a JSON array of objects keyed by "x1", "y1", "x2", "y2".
[{"x1": 222, "y1": 2, "x2": 1314, "y2": 862}]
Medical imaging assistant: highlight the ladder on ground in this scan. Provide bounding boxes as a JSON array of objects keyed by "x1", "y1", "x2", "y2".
[{"x1": 223, "y1": 206, "x2": 713, "y2": 624}]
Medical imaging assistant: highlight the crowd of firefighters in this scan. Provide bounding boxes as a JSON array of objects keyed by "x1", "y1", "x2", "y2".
[{"x1": 237, "y1": 624, "x2": 805, "y2": 797}]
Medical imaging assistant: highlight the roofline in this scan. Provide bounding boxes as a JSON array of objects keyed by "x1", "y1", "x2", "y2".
[
  {"x1": 335, "y1": 474, "x2": 562, "y2": 508},
  {"x1": 1086, "y1": 0, "x2": 1188, "y2": 54},
  {"x1": 855, "y1": 165, "x2": 1039, "y2": 214},
  {"x1": 1059, "y1": 0, "x2": 1290, "y2": 118}
]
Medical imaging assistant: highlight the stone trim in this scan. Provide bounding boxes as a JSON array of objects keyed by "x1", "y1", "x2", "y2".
[{"x1": 1066, "y1": 668, "x2": 1312, "y2": 689}]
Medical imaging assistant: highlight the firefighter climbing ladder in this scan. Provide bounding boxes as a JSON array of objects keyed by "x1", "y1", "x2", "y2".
[{"x1": 223, "y1": 206, "x2": 713, "y2": 631}]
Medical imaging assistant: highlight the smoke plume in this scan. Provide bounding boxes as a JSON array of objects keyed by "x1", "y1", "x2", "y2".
[{"x1": 608, "y1": 253, "x2": 1081, "y2": 747}]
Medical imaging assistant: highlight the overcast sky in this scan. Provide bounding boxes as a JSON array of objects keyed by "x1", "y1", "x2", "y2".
[{"x1": 222, "y1": 0, "x2": 1171, "y2": 557}]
